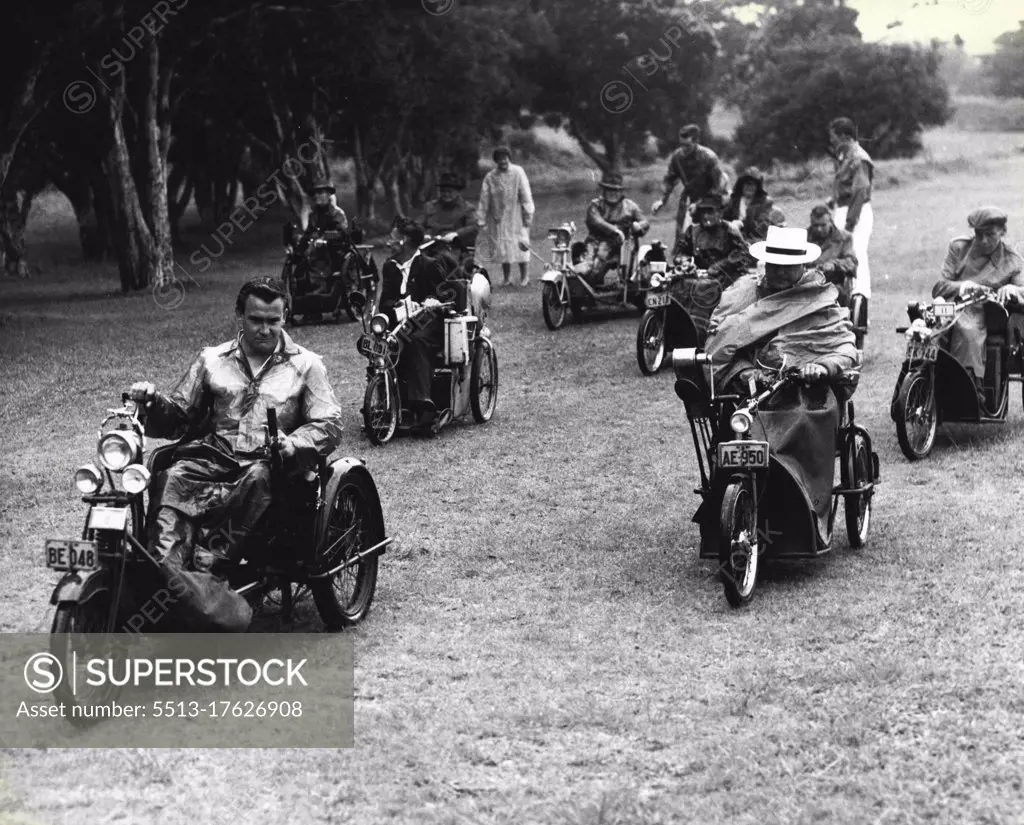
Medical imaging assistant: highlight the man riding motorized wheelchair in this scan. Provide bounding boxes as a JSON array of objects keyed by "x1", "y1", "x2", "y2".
[
  {"x1": 671, "y1": 227, "x2": 879, "y2": 607},
  {"x1": 85, "y1": 278, "x2": 386, "y2": 635},
  {"x1": 359, "y1": 217, "x2": 497, "y2": 443},
  {"x1": 890, "y1": 207, "x2": 1024, "y2": 460},
  {"x1": 281, "y1": 179, "x2": 377, "y2": 324}
]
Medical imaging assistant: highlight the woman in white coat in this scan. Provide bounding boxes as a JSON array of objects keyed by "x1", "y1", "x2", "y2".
[{"x1": 476, "y1": 146, "x2": 535, "y2": 286}]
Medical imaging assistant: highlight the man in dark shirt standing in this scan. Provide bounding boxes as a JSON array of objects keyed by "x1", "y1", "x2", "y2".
[{"x1": 651, "y1": 124, "x2": 730, "y2": 257}]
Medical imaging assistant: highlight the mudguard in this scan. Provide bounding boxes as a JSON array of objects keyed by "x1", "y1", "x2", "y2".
[
  {"x1": 316, "y1": 458, "x2": 387, "y2": 547},
  {"x1": 664, "y1": 300, "x2": 701, "y2": 351},
  {"x1": 49, "y1": 567, "x2": 112, "y2": 608},
  {"x1": 540, "y1": 269, "x2": 565, "y2": 285}
]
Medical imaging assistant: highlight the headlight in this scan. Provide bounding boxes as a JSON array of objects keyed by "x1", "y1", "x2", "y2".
[
  {"x1": 97, "y1": 431, "x2": 140, "y2": 471},
  {"x1": 730, "y1": 411, "x2": 752, "y2": 435},
  {"x1": 122, "y1": 464, "x2": 151, "y2": 494},
  {"x1": 73, "y1": 464, "x2": 103, "y2": 495},
  {"x1": 370, "y1": 313, "x2": 389, "y2": 336},
  {"x1": 650, "y1": 273, "x2": 664, "y2": 288}
]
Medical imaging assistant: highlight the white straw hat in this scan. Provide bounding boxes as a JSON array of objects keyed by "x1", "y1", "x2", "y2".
[{"x1": 749, "y1": 226, "x2": 821, "y2": 265}]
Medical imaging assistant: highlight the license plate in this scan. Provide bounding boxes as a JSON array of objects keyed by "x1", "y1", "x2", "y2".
[
  {"x1": 88, "y1": 505, "x2": 128, "y2": 531},
  {"x1": 717, "y1": 441, "x2": 769, "y2": 469},
  {"x1": 645, "y1": 292, "x2": 671, "y2": 308},
  {"x1": 906, "y1": 341, "x2": 939, "y2": 362},
  {"x1": 357, "y1": 334, "x2": 390, "y2": 359},
  {"x1": 933, "y1": 302, "x2": 955, "y2": 319},
  {"x1": 45, "y1": 540, "x2": 99, "y2": 573}
]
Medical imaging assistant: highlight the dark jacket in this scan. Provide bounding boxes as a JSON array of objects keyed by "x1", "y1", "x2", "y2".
[
  {"x1": 677, "y1": 220, "x2": 750, "y2": 288},
  {"x1": 423, "y1": 196, "x2": 478, "y2": 248},
  {"x1": 306, "y1": 204, "x2": 349, "y2": 235},
  {"x1": 723, "y1": 170, "x2": 774, "y2": 242}
]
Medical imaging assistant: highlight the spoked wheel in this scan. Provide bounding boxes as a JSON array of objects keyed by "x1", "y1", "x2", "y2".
[
  {"x1": 894, "y1": 369, "x2": 937, "y2": 460},
  {"x1": 470, "y1": 338, "x2": 499, "y2": 423},
  {"x1": 363, "y1": 372, "x2": 399, "y2": 445},
  {"x1": 542, "y1": 283, "x2": 567, "y2": 330},
  {"x1": 311, "y1": 471, "x2": 382, "y2": 629},
  {"x1": 636, "y1": 309, "x2": 666, "y2": 375},
  {"x1": 50, "y1": 598, "x2": 122, "y2": 726},
  {"x1": 719, "y1": 481, "x2": 760, "y2": 608},
  {"x1": 842, "y1": 431, "x2": 874, "y2": 548}
]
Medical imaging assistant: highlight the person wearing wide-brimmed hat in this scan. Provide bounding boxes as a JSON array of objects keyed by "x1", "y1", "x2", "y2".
[
  {"x1": 584, "y1": 170, "x2": 649, "y2": 253},
  {"x1": 423, "y1": 172, "x2": 478, "y2": 250},
  {"x1": 722, "y1": 166, "x2": 775, "y2": 243},
  {"x1": 476, "y1": 145, "x2": 535, "y2": 286},
  {"x1": 676, "y1": 194, "x2": 749, "y2": 290},
  {"x1": 700, "y1": 225, "x2": 858, "y2": 551},
  {"x1": 306, "y1": 177, "x2": 349, "y2": 234},
  {"x1": 931, "y1": 206, "x2": 1024, "y2": 398}
]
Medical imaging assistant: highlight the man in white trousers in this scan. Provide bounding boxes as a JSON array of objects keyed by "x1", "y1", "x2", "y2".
[{"x1": 827, "y1": 117, "x2": 873, "y2": 355}]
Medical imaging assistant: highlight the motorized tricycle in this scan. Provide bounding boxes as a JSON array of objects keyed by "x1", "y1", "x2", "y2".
[
  {"x1": 636, "y1": 258, "x2": 723, "y2": 375},
  {"x1": 358, "y1": 264, "x2": 498, "y2": 444},
  {"x1": 281, "y1": 222, "x2": 379, "y2": 325},
  {"x1": 672, "y1": 350, "x2": 880, "y2": 607},
  {"x1": 890, "y1": 288, "x2": 1024, "y2": 460},
  {"x1": 540, "y1": 221, "x2": 662, "y2": 330},
  {"x1": 46, "y1": 396, "x2": 390, "y2": 718}
]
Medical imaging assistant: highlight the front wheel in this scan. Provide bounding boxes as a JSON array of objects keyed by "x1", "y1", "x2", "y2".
[
  {"x1": 311, "y1": 471, "x2": 382, "y2": 629},
  {"x1": 636, "y1": 309, "x2": 666, "y2": 375},
  {"x1": 719, "y1": 481, "x2": 760, "y2": 608},
  {"x1": 470, "y1": 338, "x2": 499, "y2": 423},
  {"x1": 894, "y1": 369, "x2": 936, "y2": 460},
  {"x1": 50, "y1": 599, "x2": 122, "y2": 725},
  {"x1": 542, "y1": 283, "x2": 567, "y2": 330},
  {"x1": 842, "y1": 430, "x2": 874, "y2": 548},
  {"x1": 363, "y1": 372, "x2": 399, "y2": 445}
]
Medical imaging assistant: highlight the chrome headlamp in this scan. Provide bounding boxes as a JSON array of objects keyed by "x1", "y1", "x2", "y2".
[
  {"x1": 73, "y1": 464, "x2": 103, "y2": 495},
  {"x1": 370, "y1": 313, "x2": 389, "y2": 336},
  {"x1": 122, "y1": 464, "x2": 152, "y2": 494},
  {"x1": 97, "y1": 430, "x2": 141, "y2": 471},
  {"x1": 650, "y1": 273, "x2": 665, "y2": 288},
  {"x1": 730, "y1": 410, "x2": 753, "y2": 435}
]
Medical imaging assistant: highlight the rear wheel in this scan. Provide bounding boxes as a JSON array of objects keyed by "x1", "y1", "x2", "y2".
[
  {"x1": 636, "y1": 309, "x2": 666, "y2": 375},
  {"x1": 363, "y1": 373, "x2": 399, "y2": 445},
  {"x1": 542, "y1": 283, "x2": 567, "y2": 330},
  {"x1": 719, "y1": 481, "x2": 759, "y2": 608},
  {"x1": 50, "y1": 598, "x2": 121, "y2": 725},
  {"x1": 311, "y1": 472, "x2": 382, "y2": 629},
  {"x1": 842, "y1": 430, "x2": 874, "y2": 548},
  {"x1": 470, "y1": 339, "x2": 499, "y2": 423},
  {"x1": 894, "y1": 370, "x2": 936, "y2": 460}
]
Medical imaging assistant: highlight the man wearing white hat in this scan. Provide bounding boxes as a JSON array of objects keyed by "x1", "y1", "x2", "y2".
[{"x1": 704, "y1": 225, "x2": 858, "y2": 393}]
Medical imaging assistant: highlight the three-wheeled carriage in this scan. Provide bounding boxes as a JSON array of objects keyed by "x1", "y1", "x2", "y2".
[
  {"x1": 672, "y1": 349, "x2": 880, "y2": 607},
  {"x1": 891, "y1": 289, "x2": 1024, "y2": 460}
]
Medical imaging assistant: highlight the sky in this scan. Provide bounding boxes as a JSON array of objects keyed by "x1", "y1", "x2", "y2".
[{"x1": 846, "y1": 0, "x2": 1024, "y2": 54}]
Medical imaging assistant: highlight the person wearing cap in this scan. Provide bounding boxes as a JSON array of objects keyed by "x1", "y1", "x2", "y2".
[
  {"x1": 651, "y1": 124, "x2": 730, "y2": 257},
  {"x1": 125, "y1": 276, "x2": 344, "y2": 630},
  {"x1": 806, "y1": 204, "x2": 858, "y2": 307},
  {"x1": 584, "y1": 170, "x2": 649, "y2": 269},
  {"x1": 423, "y1": 172, "x2": 478, "y2": 251},
  {"x1": 723, "y1": 167, "x2": 775, "y2": 243},
  {"x1": 931, "y1": 206, "x2": 1024, "y2": 398},
  {"x1": 827, "y1": 117, "x2": 873, "y2": 323},
  {"x1": 700, "y1": 226, "x2": 858, "y2": 552},
  {"x1": 476, "y1": 146, "x2": 535, "y2": 286},
  {"x1": 676, "y1": 194, "x2": 750, "y2": 289},
  {"x1": 306, "y1": 180, "x2": 349, "y2": 235}
]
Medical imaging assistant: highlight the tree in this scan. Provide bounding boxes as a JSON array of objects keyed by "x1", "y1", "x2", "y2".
[
  {"x1": 987, "y1": 21, "x2": 1024, "y2": 98},
  {"x1": 733, "y1": 38, "x2": 951, "y2": 165}
]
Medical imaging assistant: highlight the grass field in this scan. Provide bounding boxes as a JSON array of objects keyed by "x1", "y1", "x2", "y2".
[{"x1": 1, "y1": 120, "x2": 1024, "y2": 824}]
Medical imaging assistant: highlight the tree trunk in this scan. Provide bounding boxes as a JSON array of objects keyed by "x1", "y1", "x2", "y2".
[
  {"x1": 567, "y1": 118, "x2": 613, "y2": 173},
  {"x1": 0, "y1": 43, "x2": 52, "y2": 195},
  {"x1": 167, "y1": 162, "x2": 192, "y2": 244},
  {"x1": 0, "y1": 188, "x2": 33, "y2": 277}
]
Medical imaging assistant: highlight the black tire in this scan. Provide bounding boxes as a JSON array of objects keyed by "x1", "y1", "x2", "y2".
[
  {"x1": 894, "y1": 370, "x2": 936, "y2": 461},
  {"x1": 542, "y1": 283, "x2": 567, "y2": 330},
  {"x1": 842, "y1": 430, "x2": 873, "y2": 549},
  {"x1": 311, "y1": 471, "x2": 382, "y2": 629},
  {"x1": 363, "y1": 372, "x2": 399, "y2": 445},
  {"x1": 470, "y1": 338, "x2": 499, "y2": 423},
  {"x1": 719, "y1": 481, "x2": 759, "y2": 608},
  {"x1": 50, "y1": 599, "x2": 121, "y2": 726},
  {"x1": 636, "y1": 309, "x2": 666, "y2": 375}
]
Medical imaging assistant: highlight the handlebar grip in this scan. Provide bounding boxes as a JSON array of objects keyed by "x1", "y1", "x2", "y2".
[
  {"x1": 896, "y1": 326, "x2": 909, "y2": 334},
  {"x1": 122, "y1": 393, "x2": 130, "y2": 403},
  {"x1": 267, "y1": 407, "x2": 279, "y2": 440}
]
